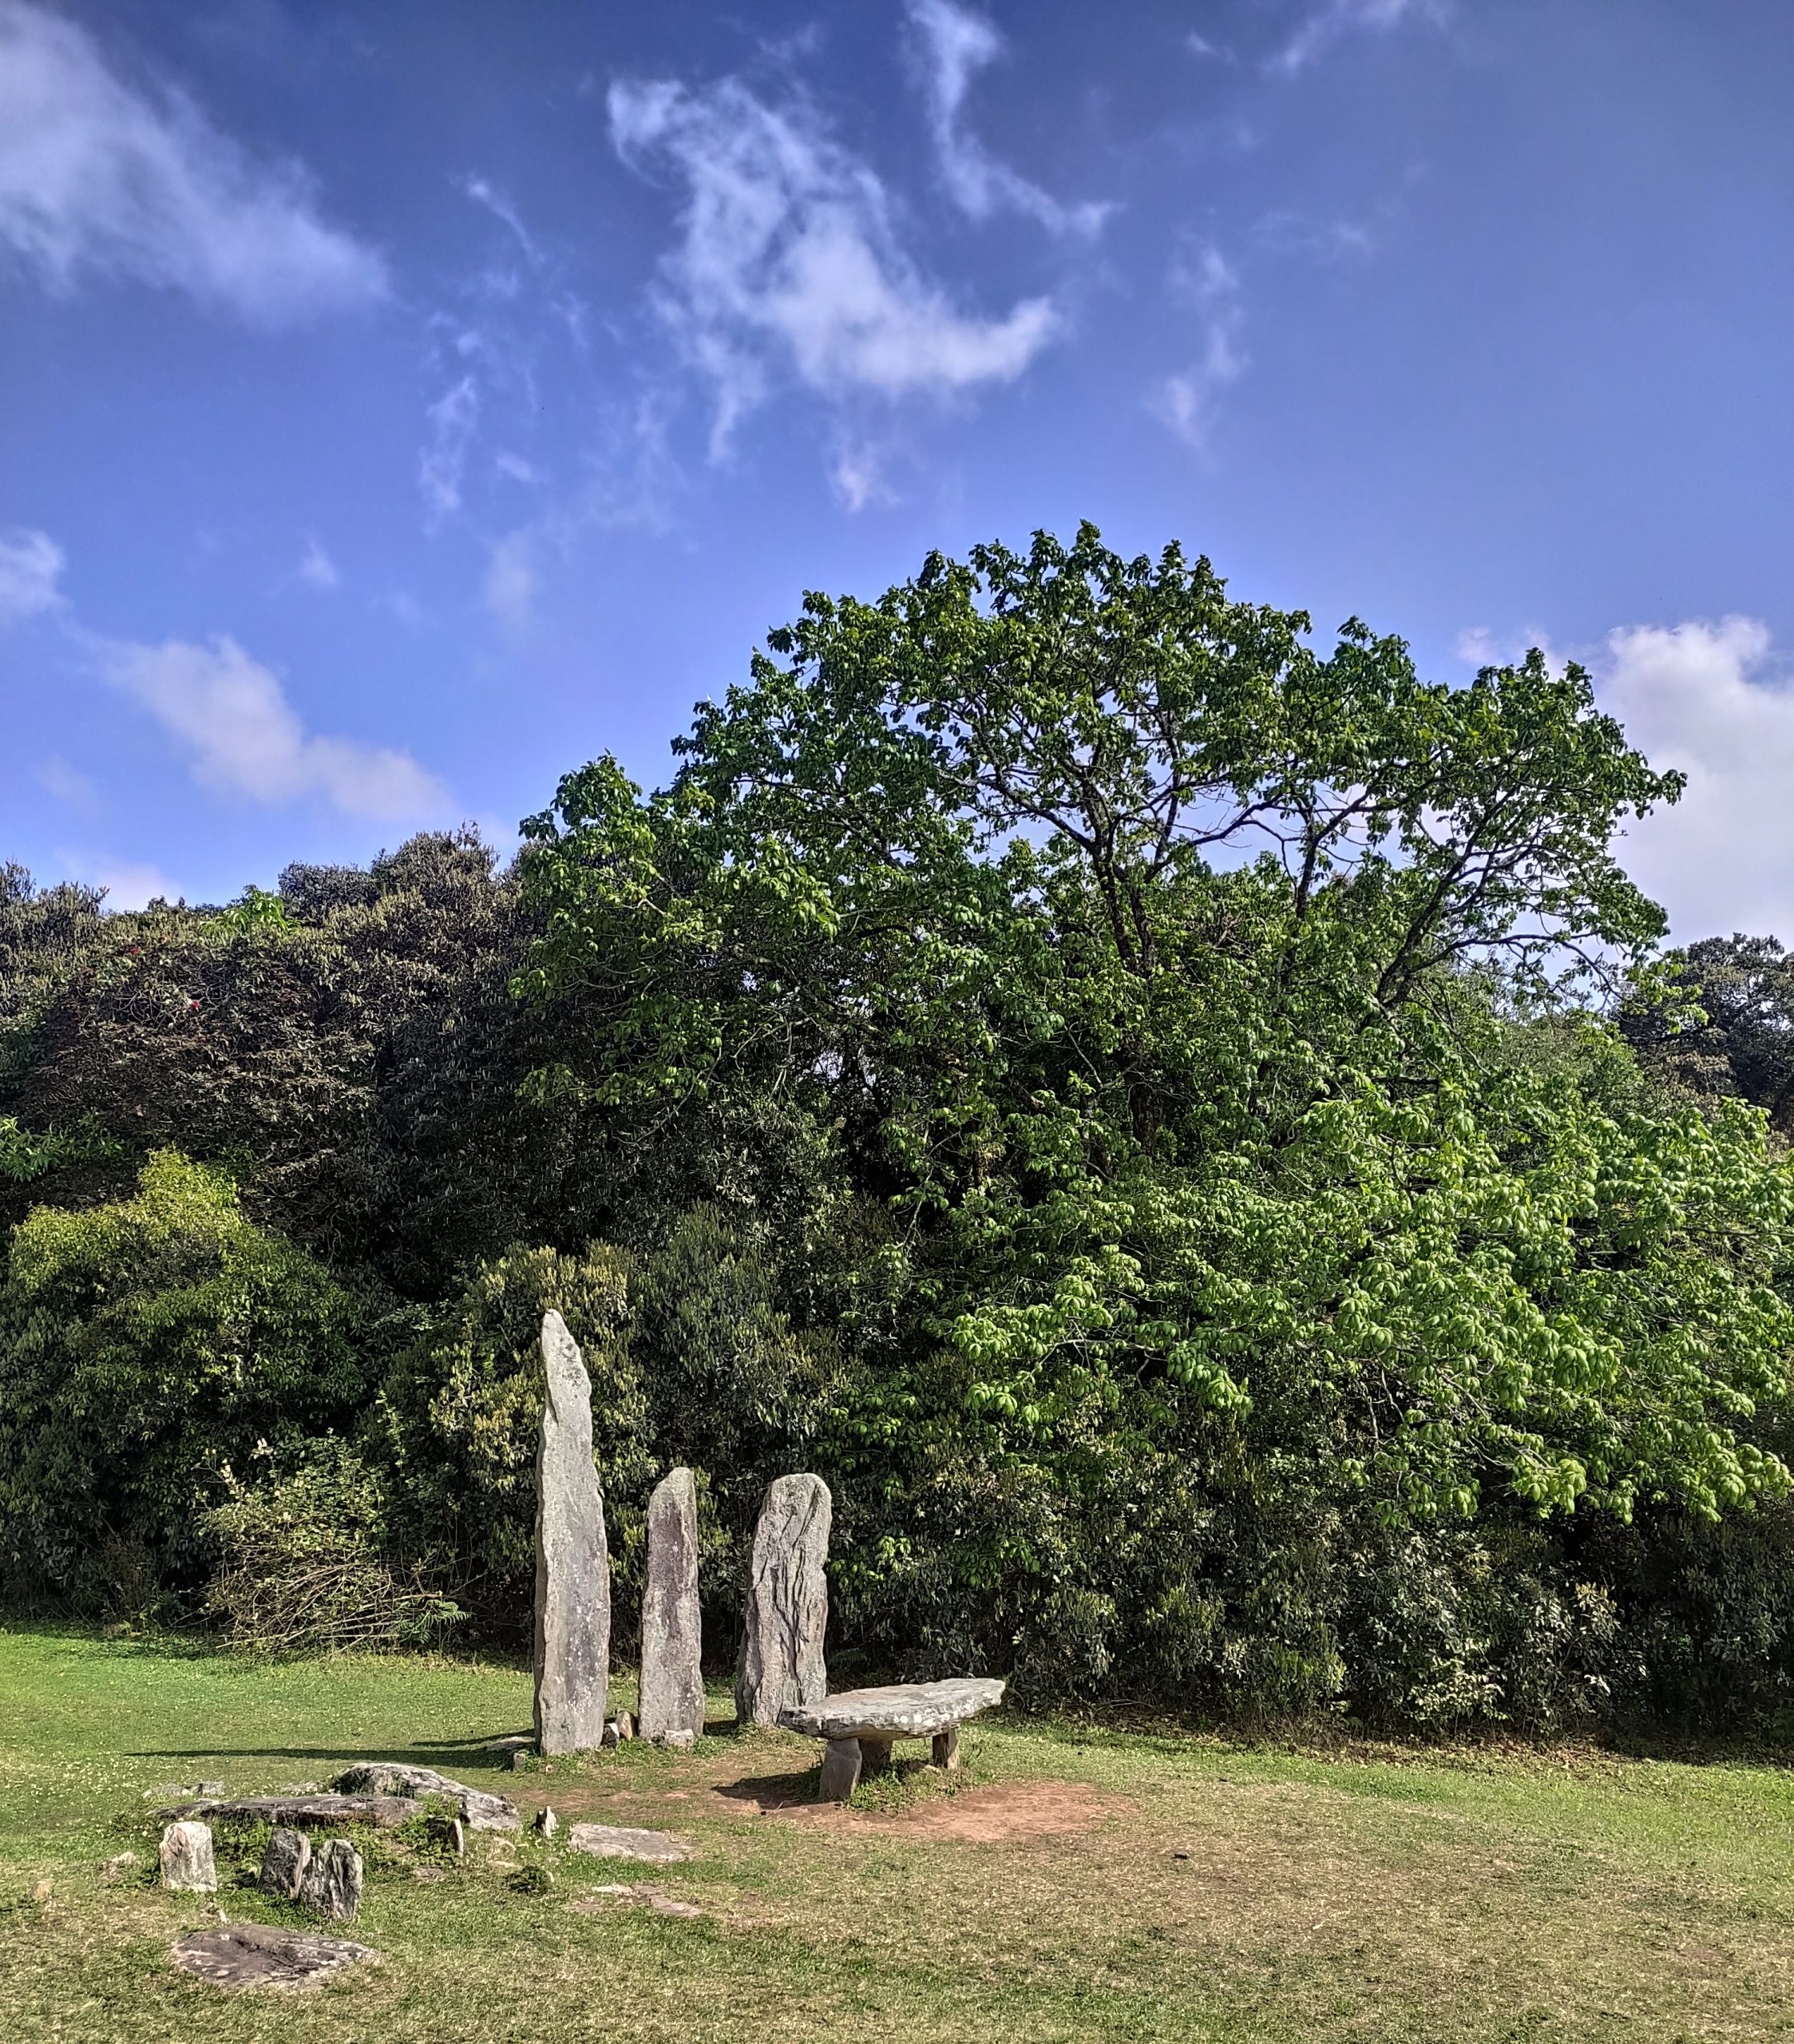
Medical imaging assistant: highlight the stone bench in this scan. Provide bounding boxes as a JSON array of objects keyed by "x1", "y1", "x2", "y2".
[{"x1": 778, "y1": 1678, "x2": 1005, "y2": 1800}]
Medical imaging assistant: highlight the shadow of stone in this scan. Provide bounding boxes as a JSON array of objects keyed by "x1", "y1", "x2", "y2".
[{"x1": 712, "y1": 1769, "x2": 822, "y2": 1810}]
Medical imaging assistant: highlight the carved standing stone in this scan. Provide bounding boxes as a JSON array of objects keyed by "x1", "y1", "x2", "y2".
[
  {"x1": 533, "y1": 1309, "x2": 611, "y2": 1754},
  {"x1": 639, "y1": 1466, "x2": 704, "y2": 1744},
  {"x1": 735, "y1": 1473, "x2": 831, "y2": 1729}
]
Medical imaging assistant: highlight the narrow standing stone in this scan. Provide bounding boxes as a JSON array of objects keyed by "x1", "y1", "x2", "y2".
[
  {"x1": 735, "y1": 1473, "x2": 832, "y2": 1729},
  {"x1": 533, "y1": 1309, "x2": 611, "y2": 1755},
  {"x1": 639, "y1": 1466, "x2": 704, "y2": 1744},
  {"x1": 159, "y1": 1820, "x2": 216, "y2": 1892}
]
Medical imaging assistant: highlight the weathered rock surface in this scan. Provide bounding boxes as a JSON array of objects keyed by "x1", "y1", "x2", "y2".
[
  {"x1": 259, "y1": 1827, "x2": 311, "y2": 1902},
  {"x1": 735, "y1": 1473, "x2": 831, "y2": 1729},
  {"x1": 779, "y1": 1678, "x2": 1006, "y2": 1741},
  {"x1": 162, "y1": 1793, "x2": 418, "y2": 1829},
  {"x1": 566, "y1": 1823, "x2": 692, "y2": 1864},
  {"x1": 171, "y1": 1922, "x2": 374, "y2": 1991},
  {"x1": 296, "y1": 1838, "x2": 363, "y2": 1922},
  {"x1": 331, "y1": 1762, "x2": 520, "y2": 1831},
  {"x1": 533, "y1": 1309, "x2": 611, "y2": 1754},
  {"x1": 640, "y1": 1466, "x2": 705, "y2": 1744},
  {"x1": 158, "y1": 1820, "x2": 216, "y2": 1893}
]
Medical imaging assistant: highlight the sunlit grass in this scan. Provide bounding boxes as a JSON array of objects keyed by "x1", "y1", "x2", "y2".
[{"x1": 2, "y1": 1624, "x2": 1792, "y2": 2041}]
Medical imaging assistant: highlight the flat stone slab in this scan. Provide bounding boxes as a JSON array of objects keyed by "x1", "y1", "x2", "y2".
[
  {"x1": 778, "y1": 1678, "x2": 1006, "y2": 1741},
  {"x1": 170, "y1": 1922, "x2": 375, "y2": 1991},
  {"x1": 331, "y1": 1764, "x2": 520, "y2": 1831},
  {"x1": 161, "y1": 1794, "x2": 419, "y2": 1829},
  {"x1": 566, "y1": 1823, "x2": 691, "y2": 1864}
]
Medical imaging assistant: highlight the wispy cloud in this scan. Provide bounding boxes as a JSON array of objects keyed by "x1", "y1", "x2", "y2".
[
  {"x1": 419, "y1": 374, "x2": 479, "y2": 525},
  {"x1": 462, "y1": 174, "x2": 542, "y2": 267},
  {"x1": 100, "y1": 632, "x2": 449, "y2": 822},
  {"x1": 1151, "y1": 244, "x2": 1247, "y2": 450},
  {"x1": 483, "y1": 529, "x2": 539, "y2": 628},
  {"x1": 0, "y1": 0, "x2": 386, "y2": 323},
  {"x1": 295, "y1": 537, "x2": 340, "y2": 591},
  {"x1": 0, "y1": 525, "x2": 65, "y2": 622},
  {"x1": 57, "y1": 850, "x2": 180, "y2": 910},
  {"x1": 1273, "y1": 0, "x2": 1446, "y2": 76},
  {"x1": 904, "y1": 0, "x2": 1107, "y2": 236},
  {"x1": 608, "y1": 74, "x2": 1059, "y2": 453},
  {"x1": 36, "y1": 755, "x2": 97, "y2": 813}
]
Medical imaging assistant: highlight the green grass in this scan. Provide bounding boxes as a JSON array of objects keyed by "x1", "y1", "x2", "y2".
[{"x1": 3, "y1": 1623, "x2": 1793, "y2": 2040}]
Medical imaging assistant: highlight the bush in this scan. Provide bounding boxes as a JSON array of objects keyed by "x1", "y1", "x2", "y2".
[
  {"x1": 0, "y1": 1151, "x2": 369, "y2": 1614},
  {"x1": 202, "y1": 1438, "x2": 461, "y2": 1655}
]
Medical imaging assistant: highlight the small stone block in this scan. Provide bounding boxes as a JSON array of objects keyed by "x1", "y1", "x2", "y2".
[
  {"x1": 860, "y1": 1737, "x2": 893, "y2": 1774},
  {"x1": 536, "y1": 1807, "x2": 559, "y2": 1838},
  {"x1": 296, "y1": 1838, "x2": 363, "y2": 1922},
  {"x1": 932, "y1": 1725, "x2": 960, "y2": 1770},
  {"x1": 818, "y1": 1737, "x2": 861, "y2": 1801},
  {"x1": 159, "y1": 1820, "x2": 216, "y2": 1893},
  {"x1": 566, "y1": 1824, "x2": 691, "y2": 1864},
  {"x1": 259, "y1": 1827, "x2": 311, "y2": 1902}
]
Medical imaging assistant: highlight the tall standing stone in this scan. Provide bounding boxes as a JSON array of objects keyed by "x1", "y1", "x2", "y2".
[
  {"x1": 533, "y1": 1309, "x2": 611, "y2": 1754},
  {"x1": 639, "y1": 1466, "x2": 704, "y2": 1744},
  {"x1": 735, "y1": 1473, "x2": 831, "y2": 1729},
  {"x1": 158, "y1": 1820, "x2": 216, "y2": 1892}
]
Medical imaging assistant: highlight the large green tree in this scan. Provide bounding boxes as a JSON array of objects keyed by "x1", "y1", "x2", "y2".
[{"x1": 517, "y1": 526, "x2": 1794, "y2": 1700}]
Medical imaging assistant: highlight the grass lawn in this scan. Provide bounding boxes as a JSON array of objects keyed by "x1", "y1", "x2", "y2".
[{"x1": 2, "y1": 1626, "x2": 1792, "y2": 2041}]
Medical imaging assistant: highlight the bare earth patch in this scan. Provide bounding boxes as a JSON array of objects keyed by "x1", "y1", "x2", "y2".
[{"x1": 739, "y1": 1777, "x2": 1123, "y2": 1842}]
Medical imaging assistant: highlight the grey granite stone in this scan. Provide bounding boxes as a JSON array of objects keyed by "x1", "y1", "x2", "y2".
[
  {"x1": 331, "y1": 1762, "x2": 519, "y2": 1831},
  {"x1": 170, "y1": 1922, "x2": 374, "y2": 1991},
  {"x1": 735, "y1": 1474, "x2": 831, "y2": 1729},
  {"x1": 296, "y1": 1838, "x2": 363, "y2": 1922},
  {"x1": 566, "y1": 1824, "x2": 691, "y2": 1864},
  {"x1": 158, "y1": 1820, "x2": 216, "y2": 1893},
  {"x1": 779, "y1": 1677, "x2": 1005, "y2": 1741},
  {"x1": 640, "y1": 1464, "x2": 706, "y2": 1745},
  {"x1": 258, "y1": 1826, "x2": 310, "y2": 1902},
  {"x1": 533, "y1": 1309, "x2": 612, "y2": 1754}
]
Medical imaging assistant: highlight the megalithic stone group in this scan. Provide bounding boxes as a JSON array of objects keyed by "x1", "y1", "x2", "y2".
[{"x1": 532, "y1": 1312, "x2": 832, "y2": 1750}]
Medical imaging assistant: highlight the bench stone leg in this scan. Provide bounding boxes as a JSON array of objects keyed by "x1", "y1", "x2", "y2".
[
  {"x1": 932, "y1": 1725, "x2": 960, "y2": 1771},
  {"x1": 859, "y1": 1737, "x2": 894, "y2": 1774},
  {"x1": 818, "y1": 1738, "x2": 861, "y2": 1801}
]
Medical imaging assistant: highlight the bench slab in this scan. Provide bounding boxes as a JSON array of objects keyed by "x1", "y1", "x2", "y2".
[{"x1": 779, "y1": 1677, "x2": 1004, "y2": 1742}]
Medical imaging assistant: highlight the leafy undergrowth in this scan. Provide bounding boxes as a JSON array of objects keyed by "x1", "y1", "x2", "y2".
[{"x1": 2, "y1": 1624, "x2": 1793, "y2": 2042}]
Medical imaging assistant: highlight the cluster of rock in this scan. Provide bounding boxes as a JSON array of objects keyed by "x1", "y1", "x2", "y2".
[
  {"x1": 157, "y1": 1764, "x2": 522, "y2": 1923},
  {"x1": 530, "y1": 1310, "x2": 832, "y2": 1753}
]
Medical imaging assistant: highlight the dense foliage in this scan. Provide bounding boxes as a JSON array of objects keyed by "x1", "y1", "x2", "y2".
[{"x1": 4, "y1": 526, "x2": 1794, "y2": 1733}]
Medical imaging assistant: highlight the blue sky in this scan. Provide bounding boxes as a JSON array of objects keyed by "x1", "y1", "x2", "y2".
[{"x1": 2, "y1": 0, "x2": 1791, "y2": 939}]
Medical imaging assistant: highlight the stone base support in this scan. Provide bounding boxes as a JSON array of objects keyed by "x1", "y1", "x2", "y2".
[
  {"x1": 818, "y1": 1737, "x2": 862, "y2": 1801},
  {"x1": 932, "y1": 1725, "x2": 960, "y2": 1771},
  {"x1": 859, "y1": 1737, "x2": 893, "y2": 1774}
]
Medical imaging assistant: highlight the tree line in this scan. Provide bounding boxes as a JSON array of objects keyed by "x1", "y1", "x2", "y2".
[{"x1": 5, "y1": 524, "x2": 1794, "y2": 1733}]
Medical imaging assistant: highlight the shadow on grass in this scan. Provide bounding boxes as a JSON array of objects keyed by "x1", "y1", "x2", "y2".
[{"x1": 127, "y1": 1733, "x2": 532, "y2": 1769}]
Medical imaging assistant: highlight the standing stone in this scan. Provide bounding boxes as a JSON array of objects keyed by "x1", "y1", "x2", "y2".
[
  {"x1": 639, "y1": 1467, "x2": 705, "y2": 1744},
  {"x1": 297, "y1": 1839, "x2": 364, "y2": 1922},
  {"x1": 259, "y1": 1826, "x2": 311, "y2": 1901},
  {"x1": 533, "y1": 1309, "x2": 611, "y2": 1755},
  {"x1": 735, "y1": 1474, "x2": 832, "y2": 1729},
  {"x1": 158, "y1": 1820, "x2": 216, "y2": 1893}
]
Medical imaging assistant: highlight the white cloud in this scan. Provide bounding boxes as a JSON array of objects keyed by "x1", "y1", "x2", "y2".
[
  {"x1": 36, "y1": 755, "x2": 97, "y2": 812},
  {"x1": 295, "y1": 537, "x2": 339, "y2": 591},
  {"x1": 0, "y1": 525, "x2": 65, "y2": 621},
  {"x1": 904, "y1": 0, "x2": 1106, "y2": 236},
  {"x1": 0, "y1": 0, "x2": 386, "y2": 322},
  {"x1": 608, "y1": 74, "x2": 1059, "y2": 451},
  {"x1": 1596, "y1": 616, "x2": 1794, "y2": 941},
  {"x1": 101, "y1": 632, "x2": 449, "y2": 822},
  {"x1": 58, "y1": 851, "x2": 180, "y2": 910},
  {"x1": 830, "y1": 441, "x2": 899, "y2": 513},
  {"x1": 1273, "y1": 0, "x2": 1445, "y2": 75},
  {"x1": 463, "y1": 173, "x2": 542, "y2": 267},
  {"x1": 484, "y1": 529, "x2": 539, "y2": 627},
  {"x1": 1151, "y1": 245, "x2": 1247, "y2": 450},
  {"x1": 420, "y1": 375, "x2": 479, "y2": 524}
]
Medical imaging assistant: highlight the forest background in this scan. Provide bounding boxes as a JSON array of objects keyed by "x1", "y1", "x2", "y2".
[{"x1": 6, "y1": 526, "x2": 1794, "y2": 1740}]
